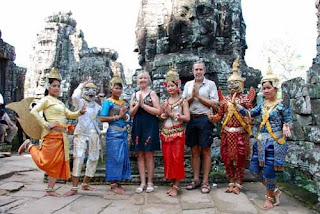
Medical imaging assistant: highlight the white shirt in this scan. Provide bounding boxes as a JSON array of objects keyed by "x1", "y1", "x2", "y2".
[{"x1": 182, "y1": 78, "x2": 218, "y2": 114}]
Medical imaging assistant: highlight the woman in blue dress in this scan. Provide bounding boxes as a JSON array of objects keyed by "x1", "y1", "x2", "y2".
[
  {"x1": 130, "y1": 71, "x2": 161, "y2": 193},
  {"x1": 234, "y1": 61, "x2": 292, "y2": 209},
  {"x1": 100, "y1": 74, "x2": 131, "y2": 194}
]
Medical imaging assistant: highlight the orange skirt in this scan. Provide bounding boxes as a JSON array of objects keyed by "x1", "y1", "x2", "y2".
[{"x1": 29, "y1": 131, "x2": 70, "y2": 180}]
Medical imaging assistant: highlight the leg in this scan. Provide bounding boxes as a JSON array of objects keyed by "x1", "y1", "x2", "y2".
[
  {"x1": 145, "y1": 151, "x2": 155, "y2": 193},
  {"x1": 110, "y1": 181, "x2": 124, "y2": 194},
  {"x1": 0, "y1": 126, "x2": 6, "y2": 142},
  {"x1": 201, "y1": 146, "x2": 211, "y2": 186},
  {"x1": 136, "y1": 151, "x2": 146, "y2": 193},
  {"x1": 46, "y1": 177, "x2": 61, "y2": 197},
  {"x1": 186, "y1": 145, "x2": 201, "y2": 190},
  {"x1": 224, "y1": 161, "x2": 235, "y2": 193},
  {"x1": 63, "y1": 176, "x2": 79, "y2": 197},
  {"x1": 81, "y1": 176, "x2": 96, "y2": 191},
  {"x1": 18, "y1": 139, "x2": 32, "y2": 155},
  {"x1": 4, "y1": 125, "x2": 18, "y2": 143}
]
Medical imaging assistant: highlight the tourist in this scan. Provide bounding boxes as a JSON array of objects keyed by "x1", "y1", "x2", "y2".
[
  {"x1": 159, "y1": 68, "x2": 190, "y2": 196},
  {"x1": 63, "y1": 76, "x2": 101, "y2": 197},
  {"x1": 0, "y1": 101, "x2": 18, "y2": 144},
  {"x1": 130, "y1": 71, "x2": 161, "y2": 193},
  {"x1": 234, "y1": 60, "x2": 292, "y2": 209},
  {"x1": 100, "y1": 74, "x2": 131, "y2": 194},
  {"x1": 18, "y1": 67, "x2": 86, "y2": 197},
  {"x1": 208, "y1": 57, "x2": 255, "y2": 194},
  {"x1": 182, "y1": 61, "x2": 218, "y2": 194}
]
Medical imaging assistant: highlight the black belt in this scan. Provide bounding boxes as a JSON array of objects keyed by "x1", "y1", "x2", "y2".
[{"x1": 190, "y1": 114, "x2": 207, "y2": 118}]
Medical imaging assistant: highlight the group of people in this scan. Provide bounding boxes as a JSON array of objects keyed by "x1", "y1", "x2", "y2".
[
  {"x1": 0, "y1": 93, "x2": 18, "y2": 145},
  {"x1": 16, "y1": 58, "x2": 291, "y2": 210}
]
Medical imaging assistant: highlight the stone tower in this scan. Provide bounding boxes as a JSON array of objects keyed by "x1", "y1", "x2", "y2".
[{"x1": 134, "y1": 0, "x2": 261, "y2": 96}]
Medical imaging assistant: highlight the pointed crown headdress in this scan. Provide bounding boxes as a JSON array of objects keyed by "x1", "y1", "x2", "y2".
[
  {"x1": 46, "y1": 67, "x2": 62, "y2": 82},
  {"x1": 227, "y1": 56, "x2": 243, "y2": 83},
  {"x1": 109, "y1": 73, "x2": 123, "y2": 89},
  {"x1": 261, "y1": 58, "x2": 280, "y2": 88},
  {"x1": 164, "y1": 66, "x2": 181, "y2": 86}
]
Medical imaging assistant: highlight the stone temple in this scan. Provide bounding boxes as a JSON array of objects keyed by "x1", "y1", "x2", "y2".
[{"x1": 1, "y1": 0, "x2": 320, "y2": 209}]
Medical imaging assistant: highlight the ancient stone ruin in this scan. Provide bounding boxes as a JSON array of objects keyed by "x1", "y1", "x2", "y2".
[
  {"x1": 24, "y1": 11, "x2": 125, "y2": 106},
  {"x1": 134, "y1": 0, "x2": 261, "y2": 99},
  {"x1": 280, "y1": 1, "x2": 320, "y2": 204}
]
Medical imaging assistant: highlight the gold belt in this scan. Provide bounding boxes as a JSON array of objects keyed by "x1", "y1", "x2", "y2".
[{"x1": 224, "y1": 126, "x2": 244, "y2": 133}]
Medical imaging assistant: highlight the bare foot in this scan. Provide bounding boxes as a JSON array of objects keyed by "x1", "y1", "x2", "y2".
[
  {"x1": 233, "y1": 186, "x2": 240, "y2": 195},
  {"x1": 225, "y1": 183, "x2": 234, "y2": 193},
  {"x1": 274, "y1": 189, "x2": 282, "y2": 206},
  {"x1": 81, "y1": 184, "x2": 95, "y2": 191},
  {"x1": 168, "y1": 185, "x2": 180, "y2": 197},
  {"x1": 63, "y1": 190, "x2": 78, "y2": 197},
  {"x1": 263, "y1": 199, "x2": 274, "y2": 209},
  {"x1": 45, "y1": 191, "x2": 61, "y2": 197},
  {"x1": 166, "y1": 187, "x2": 173, "y2": 194},
  {"x1": 18, "y1": 139, "x2": 31, "y2": 155},
  {"x1": 111, "y1": 183, "x2": 124, "y2": 194}
]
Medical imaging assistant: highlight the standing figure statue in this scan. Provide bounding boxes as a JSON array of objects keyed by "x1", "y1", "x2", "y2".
[
  {"x1": 208, "y1": 56, "x2": 256, "y2": 194},
  {"x1": 235, "y1": 59, "x2": 292, "y2": 209},
  {"x1": 64, "y1": 77, "x2": 101, "y2": 197}
]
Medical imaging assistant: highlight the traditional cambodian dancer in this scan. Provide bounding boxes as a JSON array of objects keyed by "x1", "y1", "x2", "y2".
[
  {"x1": 64, "y1": 77, "x2": 101, "y2": 197},
  {"x1": 209, "y1": 57, "x2": 255, "y2": 194},
  {"x1": 100, "y1": 74, "x2": 131, "y2": 194},
  {"x1": 160, "y1": 68, "x2": 190, "y2": 196},
  {"x1": 235, "y1": 59, "x2": 292, "y2": 209},
  {"x1": 130, "y1": 71, "x2": 161, "y2": 193},
  {"x1": 18, "y1": 68, "x2": 86, "y2": 197}
]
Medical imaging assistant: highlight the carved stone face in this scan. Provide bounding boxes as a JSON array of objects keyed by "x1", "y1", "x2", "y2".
[
  {"x1": 82, "y1": 87, "x2": 97, "y2": 102},
  {"x1": 227, "y1": 80, "x2": 242, "y2": 94},
  {"x1": 171, "y1": 0, "x2": 216, "y2": 49}
]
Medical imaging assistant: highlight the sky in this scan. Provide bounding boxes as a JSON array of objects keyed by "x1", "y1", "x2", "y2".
[{"x1": 0, "y1": 0, "x2": 317, "y2": 80}]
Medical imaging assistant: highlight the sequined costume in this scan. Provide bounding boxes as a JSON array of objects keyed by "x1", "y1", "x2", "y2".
[
  {"x1": 71, "y1": 83, "x2": 101, "y2": 178},
  {"x1": 101, "y1": 98, "x2": 131, "y2": 181},
  {"x1": 240, "y1": 99, "x2": 292, "y2": 190},
  {"x1": 213, "y1": 91, "x2": 254, "y2": 183},
  {"x1": 160, "y1": 97, "x2": 186, "y2": 180}
]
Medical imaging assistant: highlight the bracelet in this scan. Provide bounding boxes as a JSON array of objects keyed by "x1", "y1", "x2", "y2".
[
  {"x1": 45, "y1": 124, "x2": 51, "y2": 130},
  {"x1": 113, "y1": 116, "x2": 116, "y2": 121}
]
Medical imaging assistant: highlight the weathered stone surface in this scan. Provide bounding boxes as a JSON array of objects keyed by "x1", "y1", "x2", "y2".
[
  {"x1": 311, "y1": 100, "x2": 320, "y2": 115},
  {"x1": 9, "y1": 194, "x2": 81, "y2": 214},
  {"x1": 308, "y1": 83, "x2": 320, "y2": 99},
  {"x1": 141, "y1": 204, "x2": 182, "y2": 214},
  {"x1": 180, "y1": 189, "x2": 214, "y2": 210},
  {"x1": 296, "y1": 115, "x2": 313, "y2": 126},
  {"x1": 210, "y1": 188, "x2": 257, "y2": 214},
  {"x1": 288, "y1": 122, "x2": 306, "y2": 141},
  {"x1": 0, "y1": 182, "x2": 24, "y2": 192},
  {"x1": 146, "y1": 186, "x2": 179, "y2": 204},
  {"x1": 55, "y1": 195, "x2": 111, "y2": 214},
  {"x1": 183, "y1": 208, "x2": 217, "y2": 214},
  {"x1": 0, "y1": 197, "x2": 29, "y2": 214},
  {"x1": 11, "y1": 190, "x2": 44, "y2": 199},
  {"x1": 100, "y1": 200, "x2": 141, "y2": 214}
]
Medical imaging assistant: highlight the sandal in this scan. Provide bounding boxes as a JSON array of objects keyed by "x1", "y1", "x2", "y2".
[
  {"x1": 146, "y1": 183, "x2": 154, "y2": 193},
  {"x1": 201, "y1": 184, "x2": 211, "y2": 194},
  {"x1": 169, "y1": 185, "x2": 180, "y2": 197},
  {"x1": 225, "y1": 183, "x2": 234, "y2": 193},
  {"x1": 111, "y1": 183, "x2": 124, "y2": 194},
  {"x1": 167, "y1": 183, "x2": 173, "y2": 194},
  {"x1": 186, "y1": 180, "x2": 201, "y2": 190},
  {"x1": 273, "y1": 188, "x2": 282, "y2": 206},
  {"x1": 135, "y1": 184, "x2": 146, "y2": 194},
  {"x1": 263, "y1": 195, "x2": 275, "y2": 209}
]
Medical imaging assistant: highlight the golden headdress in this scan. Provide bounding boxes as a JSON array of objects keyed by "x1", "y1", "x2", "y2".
[
  {"x1": 261, "y1": 58, "x2": 280, "y2": 88},
  {"x1": 227, "y1": 56, "x2": 243, "y2": 83},
  {"x1": 165, "y1": 67, "x2": 180, "y2": 84},
  {"x1": 84, "y1": 82, "x2": 98, "y2": 89},
  {"x1": 109, "y1": 73, "x2": 123, "y2": 89},
  {"x1": 46, "y1": 67, "x2": 62, "y2": 82}
]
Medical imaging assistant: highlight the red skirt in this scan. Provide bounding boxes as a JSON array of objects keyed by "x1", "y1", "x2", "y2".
[{"x1": 160, "y1": 132, "x2": 185, "y2": 180}]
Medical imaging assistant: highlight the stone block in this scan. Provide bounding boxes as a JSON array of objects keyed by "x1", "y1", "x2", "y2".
[
  {"x1": 311, "y1": 99, "x2": 320, "y2": 115},
  {"x1": 289, "y1": 122, "x2": 306, "y2": 141},
  {"x1": 296, "y1": 115, "x2": 313, "y2": 126},
  {"x1": 308, "y1": 83, "x2": 320, "y2": 99},
  {"x1": 282, "y1": 77, "x2": 305, "y2": 99},
  {"x1": 0, "y1": 182, "x2": 24, "y2": 192},
  {"x1": 306, "y1": 126, "x2": 320, "y2": 144}
]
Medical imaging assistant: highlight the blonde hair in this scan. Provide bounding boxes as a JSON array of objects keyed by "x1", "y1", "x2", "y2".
[{"x1": 137, "y1": 71, "x2": 151, "y2": 82}]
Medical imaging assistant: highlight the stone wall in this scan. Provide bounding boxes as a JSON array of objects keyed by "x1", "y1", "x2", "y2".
[
  {"x1": 134, "y1": 0, "x2": 261, "y2": 99},
  {"x1": 281, "y1": 1, "x2": 320, "y2": 204}
]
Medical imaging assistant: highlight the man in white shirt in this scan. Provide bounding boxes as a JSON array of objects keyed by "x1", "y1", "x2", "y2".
[{"x1": 182, "y1": 61, "x2": 218, "y2": 194}]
